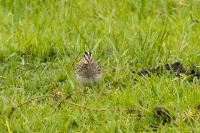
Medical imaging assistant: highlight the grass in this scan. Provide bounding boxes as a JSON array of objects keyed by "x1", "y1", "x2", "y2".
[{"x1": 0, "y1": 0, "x2": 200, "y2": 132}]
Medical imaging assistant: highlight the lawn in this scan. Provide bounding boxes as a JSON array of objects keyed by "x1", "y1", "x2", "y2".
[{"x1": 0, "y1": 0, "x2": 200, "y2": 132}]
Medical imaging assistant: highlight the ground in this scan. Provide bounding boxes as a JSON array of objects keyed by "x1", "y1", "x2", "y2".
[{"x1": 0, "y1": 0, "x2": 200, "y2": 132}]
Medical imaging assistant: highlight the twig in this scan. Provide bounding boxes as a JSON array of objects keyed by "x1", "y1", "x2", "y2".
[
  {"x1": 8, "y1": 93, "x2": 131, "y2": 118},
  {"x1": 15, "y1": 95, "x2": 54, "y2": 108},
  {"x1": 14, "y1": 95, "x2": 53, "y2": 108},
  {"x1": 9, "y1": 95, "x2": 54, "y2": 117}
]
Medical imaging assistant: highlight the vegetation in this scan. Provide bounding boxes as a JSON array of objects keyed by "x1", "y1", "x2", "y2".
[{"x1": 0, "y1": 0, "x2": 200, "y2": 132}]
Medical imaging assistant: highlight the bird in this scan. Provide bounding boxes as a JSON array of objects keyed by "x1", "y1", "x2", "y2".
[{"x1": 75, "y1": 52, "x2": 102, "y2": 86}]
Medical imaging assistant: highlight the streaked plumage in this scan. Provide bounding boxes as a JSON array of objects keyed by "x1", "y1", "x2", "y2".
[{"x1": 75, "y1": 52, "x2": 102, "y2": 86}]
